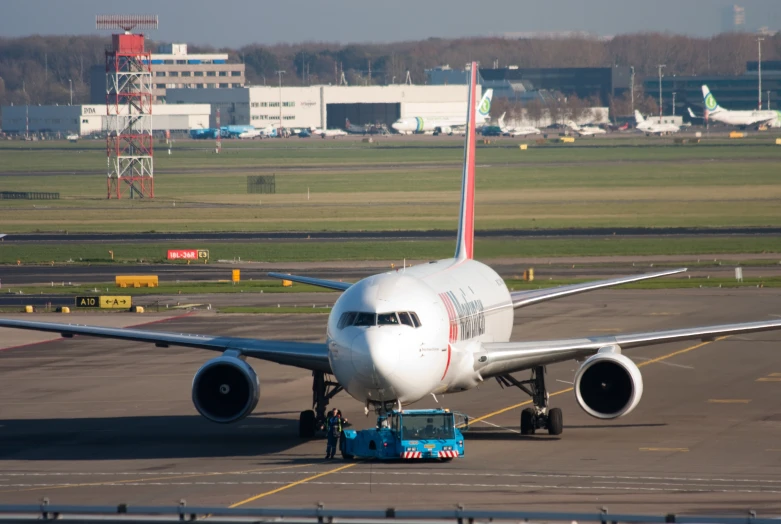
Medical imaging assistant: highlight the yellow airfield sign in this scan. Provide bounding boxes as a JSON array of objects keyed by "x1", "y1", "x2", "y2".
[{"x1": 100, "y1": 295, "x2": 132, "y2": 309}]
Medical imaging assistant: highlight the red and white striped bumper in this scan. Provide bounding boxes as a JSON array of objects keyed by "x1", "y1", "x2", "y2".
[
  {"x1": 438, "y1": 450, "x2": 459, "y2": 458},
  {"x1": 401, "y1": 451, "x2": 422, "y2": 459}
]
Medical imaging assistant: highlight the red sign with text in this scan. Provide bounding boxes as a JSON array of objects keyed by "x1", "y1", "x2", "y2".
[{"x1": 167, "y1": 249, "x2": 198, "y2": 260}]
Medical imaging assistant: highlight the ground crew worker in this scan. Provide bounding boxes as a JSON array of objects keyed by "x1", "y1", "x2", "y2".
[{"x1": 325, "y1": 408, "x2": 341, "y2": 459}]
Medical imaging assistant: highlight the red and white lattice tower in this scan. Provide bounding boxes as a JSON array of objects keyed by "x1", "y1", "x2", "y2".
[{"x1": 97, "y1": 15, "x2": 158, "y2": 199}]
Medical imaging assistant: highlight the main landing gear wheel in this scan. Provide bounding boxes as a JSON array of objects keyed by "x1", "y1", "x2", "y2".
[
  {"x1": 497, "y1": 366, "x2": 564, "y2": 437},
  {"x1": 299, "y1": 410, "x2": 316, "y2": 438},
  {"x1": 547, "y1": 407, "x2": 563, "y2": 436},
  {"x1": 520, "y1": 408, "x2": 535, "y2": 435}
]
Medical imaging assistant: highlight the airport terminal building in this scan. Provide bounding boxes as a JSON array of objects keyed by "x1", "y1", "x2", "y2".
[
  {"x1": 1, "y1": 103, "x2": 210, "y2": 136},
  {"x1": 166, "y1": 84, "x2": 477, "y2": 130}
]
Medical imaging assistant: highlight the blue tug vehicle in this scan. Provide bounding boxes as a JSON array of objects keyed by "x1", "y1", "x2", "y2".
[{"x1": 340, "y1": 408, "x2": 467, "y2": 461}]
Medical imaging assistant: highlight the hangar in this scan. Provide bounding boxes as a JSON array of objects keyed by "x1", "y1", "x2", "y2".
[
  {"x1": 1, "y1": 104, "x2": 210, "y2": 136},
  {"x1": 166, "y1": 84, "x2": 477, "y2": 130}
]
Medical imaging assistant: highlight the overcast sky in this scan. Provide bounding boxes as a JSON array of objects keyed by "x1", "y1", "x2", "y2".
[{"x1": 1, "y1": 0, "x2": 779, "y2": 47}]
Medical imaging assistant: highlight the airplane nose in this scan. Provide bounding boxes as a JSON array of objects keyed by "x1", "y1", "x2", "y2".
[{"x1": 350, "y1": 329, "x2": 400, "y2": 383}]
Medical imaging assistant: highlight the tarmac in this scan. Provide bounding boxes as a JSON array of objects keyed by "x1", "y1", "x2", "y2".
[{"x1": 1, "y1": 288, "x2": 781, "y2": 513}]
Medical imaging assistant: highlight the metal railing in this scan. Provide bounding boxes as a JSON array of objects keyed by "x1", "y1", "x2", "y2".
[{"x1": 0, "y1": 503, "x2": 775, "y2": 524}]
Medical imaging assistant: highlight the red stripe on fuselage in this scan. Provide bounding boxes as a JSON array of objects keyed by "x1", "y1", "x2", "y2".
[{"x1": 441, "y1": 343, "x2": 452, "y2": 380}]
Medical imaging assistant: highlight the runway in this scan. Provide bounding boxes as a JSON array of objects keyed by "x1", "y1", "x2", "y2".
[
  {"x1": 1, "y1": 288, "x2": 781, "y2": 512},
  {"x1": 4, "y1": 227, "x2": 781, "y2": 243}
]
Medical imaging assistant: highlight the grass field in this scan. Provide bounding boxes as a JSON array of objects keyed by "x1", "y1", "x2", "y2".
[{"x1": 1, "y1": 136, "x2": 781, "y2": 257}]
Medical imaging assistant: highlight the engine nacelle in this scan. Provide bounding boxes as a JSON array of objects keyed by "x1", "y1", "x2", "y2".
[
  {"x1": 574, "y1": 351, "x2": 643, "y2": 419},
  {"x1": 192, "y1": 355, "x2": 260, "y2": 423}
]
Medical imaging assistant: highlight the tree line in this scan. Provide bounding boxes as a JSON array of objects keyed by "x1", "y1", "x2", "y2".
[{"x1": 1, "y1": 32, "x2": 778, "y2": 111}]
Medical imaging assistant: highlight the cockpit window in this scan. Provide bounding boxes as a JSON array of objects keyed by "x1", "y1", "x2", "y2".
[
  {"x1": 353, "y1": 312, "x2": 377, "y2": 327},
  {"x1": 377, "y1": 313, "x2": 399, "y2": 325},
  {"x1": 337, "y1": 312, "x2": 357, "y2": 329},
  {"x1": 338, "y1": 311, "x2": 420, "y2": 328}
]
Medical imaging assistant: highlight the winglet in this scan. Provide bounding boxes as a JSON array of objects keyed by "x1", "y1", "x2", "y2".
[{"x1": 454, "y1": 62, "x2": 478, "y2": 261}]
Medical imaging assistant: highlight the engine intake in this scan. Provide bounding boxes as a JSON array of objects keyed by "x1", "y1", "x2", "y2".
[
  {"x1": 192, "y1": 356, "x2": 260, "y2": 423},
  {"x1": 574, "y1": 352, "x2": 643, "y2": 419}
]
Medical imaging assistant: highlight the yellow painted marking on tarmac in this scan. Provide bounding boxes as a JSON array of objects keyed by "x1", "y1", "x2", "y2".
[
  {"x1": 769, "y1": 373, "x2": 781, "y2": 377},
  {"x1": 468, "y1": 337, "x2": 726, "y2": 426},
  {"x1": 756, "y1": 377, "x2": 781, "y2": 382},
  {"x1": 228, "y1": 463, "x2": 356, "y2": 508},
  {"x1": 640, "y1": 447, "x2": 689, "y2": 452},
  {"x1": 588, "y1": 328, "x2": 622, "y2": 332},
  {"x1": 0, "y1": 464, "x2": 314, "y2": 494},
  {"x1": 708, "y1": 399, "x2": 751, "y2": 404}
]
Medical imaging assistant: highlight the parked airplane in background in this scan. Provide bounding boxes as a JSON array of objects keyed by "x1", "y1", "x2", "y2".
[
  {"x1": 702, "y1": 85, "x2": 780, "y2": 128},
  {"x1": 391, "y1": 89, "x2": 493, "y2": 135},
  {"x1": 566, "y1": 120, "x2": 606, "y2": 136},
  {"x1": 634, "y1": 111, "x2": 681, "y2": 135},
  {"x1": 498, "y1": 113, "x2": 540, "y2": 137},
  {"x1": 4, "y1": 63, "x2": 781, "y2": 442}
]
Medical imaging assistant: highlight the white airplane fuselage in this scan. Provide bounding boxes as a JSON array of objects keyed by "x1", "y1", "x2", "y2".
[
  {"x1": 709, "y1": 109, "x2": 778, "y2": 127},
  {"x1": 327, "y1": 258, "x2": 513, "y2": 406}
]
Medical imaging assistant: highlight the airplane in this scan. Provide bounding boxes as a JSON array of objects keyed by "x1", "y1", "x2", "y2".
[
  {"x1": 391, "y1": 89, "x2": 493, "y2": 135},
  {"x1": 4, "y1": 62, "x2": 781, "y2": 440},
  {"x1": 634, "y1": 110, "x2": 681, "y2": 135},
  {"x1": 565, "y1": 120, "x2": 606, "y2": 136},
  {"x1": 498, "y1": 112, "x2": 541, "y2": 137},
  {"x1": 702, "y1": 85, "x2": 781, "y2": 128}
]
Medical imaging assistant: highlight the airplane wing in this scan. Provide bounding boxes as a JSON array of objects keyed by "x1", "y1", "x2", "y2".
[
  {"x1": 0, "y1": 319, "x2": 331, "y2": 372},
  {"x1": 510, "y1": 268, "x2": 686, "y2": 308},
  {"x1": 477, "y1": 319, "x2": 781, "y2": 377},
  {"x1": 268, "y1": 272, "x2": 352, "y2": 291}
]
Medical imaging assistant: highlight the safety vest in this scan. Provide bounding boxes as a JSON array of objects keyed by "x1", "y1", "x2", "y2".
[{"x1": 327, "y1": 416, "x2": 342, "y2": 436}]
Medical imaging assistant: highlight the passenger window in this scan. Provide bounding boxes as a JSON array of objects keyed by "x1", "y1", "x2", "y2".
[
  {"x1": 410, "y1": 312, "x2": 422, "y2": 328},
  {"x1": 337, "y1": 312, "x2": 357, "y2": 329},
  {"x1": 398, "y1": 312, "x2": 414, "y2": 327},
  {"x1": 377, "y1": 313, "x2": 399, "y2": 325},
  {"x1": 353, "y1": 312, "x2": 376, "y2": 327}
]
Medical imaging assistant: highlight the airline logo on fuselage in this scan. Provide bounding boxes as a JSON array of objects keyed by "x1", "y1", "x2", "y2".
[{"x1": 439, "y1": 290, "x2": 485, "y2": 342}]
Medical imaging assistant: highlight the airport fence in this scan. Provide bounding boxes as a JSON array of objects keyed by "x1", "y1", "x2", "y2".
[
  {"x1": 0, "y1": 191, "x2": 59, "y2": 200},
  {"x1": 0, "y1": 504, "x2": 776, "y2": 524}
]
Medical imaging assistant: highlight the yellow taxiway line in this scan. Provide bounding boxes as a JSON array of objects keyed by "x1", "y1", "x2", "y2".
[{"x1": 228, "y1": 463, "x2": 357, "y2": 508}]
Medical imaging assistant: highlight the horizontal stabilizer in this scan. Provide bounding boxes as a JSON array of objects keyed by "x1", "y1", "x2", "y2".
[{"x1": 268, "y1": 272, "x2": 352, "y2": 291}]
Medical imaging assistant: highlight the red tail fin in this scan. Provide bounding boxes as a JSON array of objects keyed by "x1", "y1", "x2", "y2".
[{"x1": 454, "y1": 62, "x2": 478, "y2": 261}]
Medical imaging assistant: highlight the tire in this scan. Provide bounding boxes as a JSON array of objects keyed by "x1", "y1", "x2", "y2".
[
  {"x1": 520, "y1": 408, "x2": 536, "y2": 435},
  {"x1": 299, "y1": 410, "x2": 316, "y2": 438},
  {"x1": 547, "y1": 408, "x2": 563, "y2": 436}
]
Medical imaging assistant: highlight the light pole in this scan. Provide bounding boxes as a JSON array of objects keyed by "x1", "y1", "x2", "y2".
[
  {"x1": 768, "y1": 90, "x2": 771, "y2": 110},
  {"x1": 68, "y1": 79, "x2": 73, "y2": 105},
  {"x1": 630, "y1": 66, "x2": 635, "y2": 113},
  {"x1": 672, "y1": 92, "x2": 676, "y2": 116},
  {"x1": 757, "y1": 37, "x2": 764, "y2": 110},
  {"x1": 657, "y1": 64, "x2": 666, "y2": 118},
  {"x1": 276, "y1": 70, "x2": 285, "y2": 129}
]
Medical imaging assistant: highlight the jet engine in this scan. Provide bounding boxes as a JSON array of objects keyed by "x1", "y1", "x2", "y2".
[
  {"x1": 192, "y1": 355, "x2": 260, "y2": 423},
  {"x1": 574, "y1": 351, "x2": 643, "y2": 419}
]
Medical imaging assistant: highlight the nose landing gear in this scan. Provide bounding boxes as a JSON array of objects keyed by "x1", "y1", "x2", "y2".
[
  {"x1": 299, "y1": 371, "x2": 343, "y2": 438},
  {"x1": 497, "y1": 366, "x2": 563, "y2": 436}
]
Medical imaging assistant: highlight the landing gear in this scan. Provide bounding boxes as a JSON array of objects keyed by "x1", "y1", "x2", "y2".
[
  {"x1": 497, "y1": 366, "x2": 563, "y2": 436},
  {"x1": 299, "y1": 371, "x2": 343, "y2": 438}
]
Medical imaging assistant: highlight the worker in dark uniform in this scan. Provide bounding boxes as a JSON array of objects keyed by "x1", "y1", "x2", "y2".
[{"x1": 325, "y1": 408, "x2": 341, "y2": 459}]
